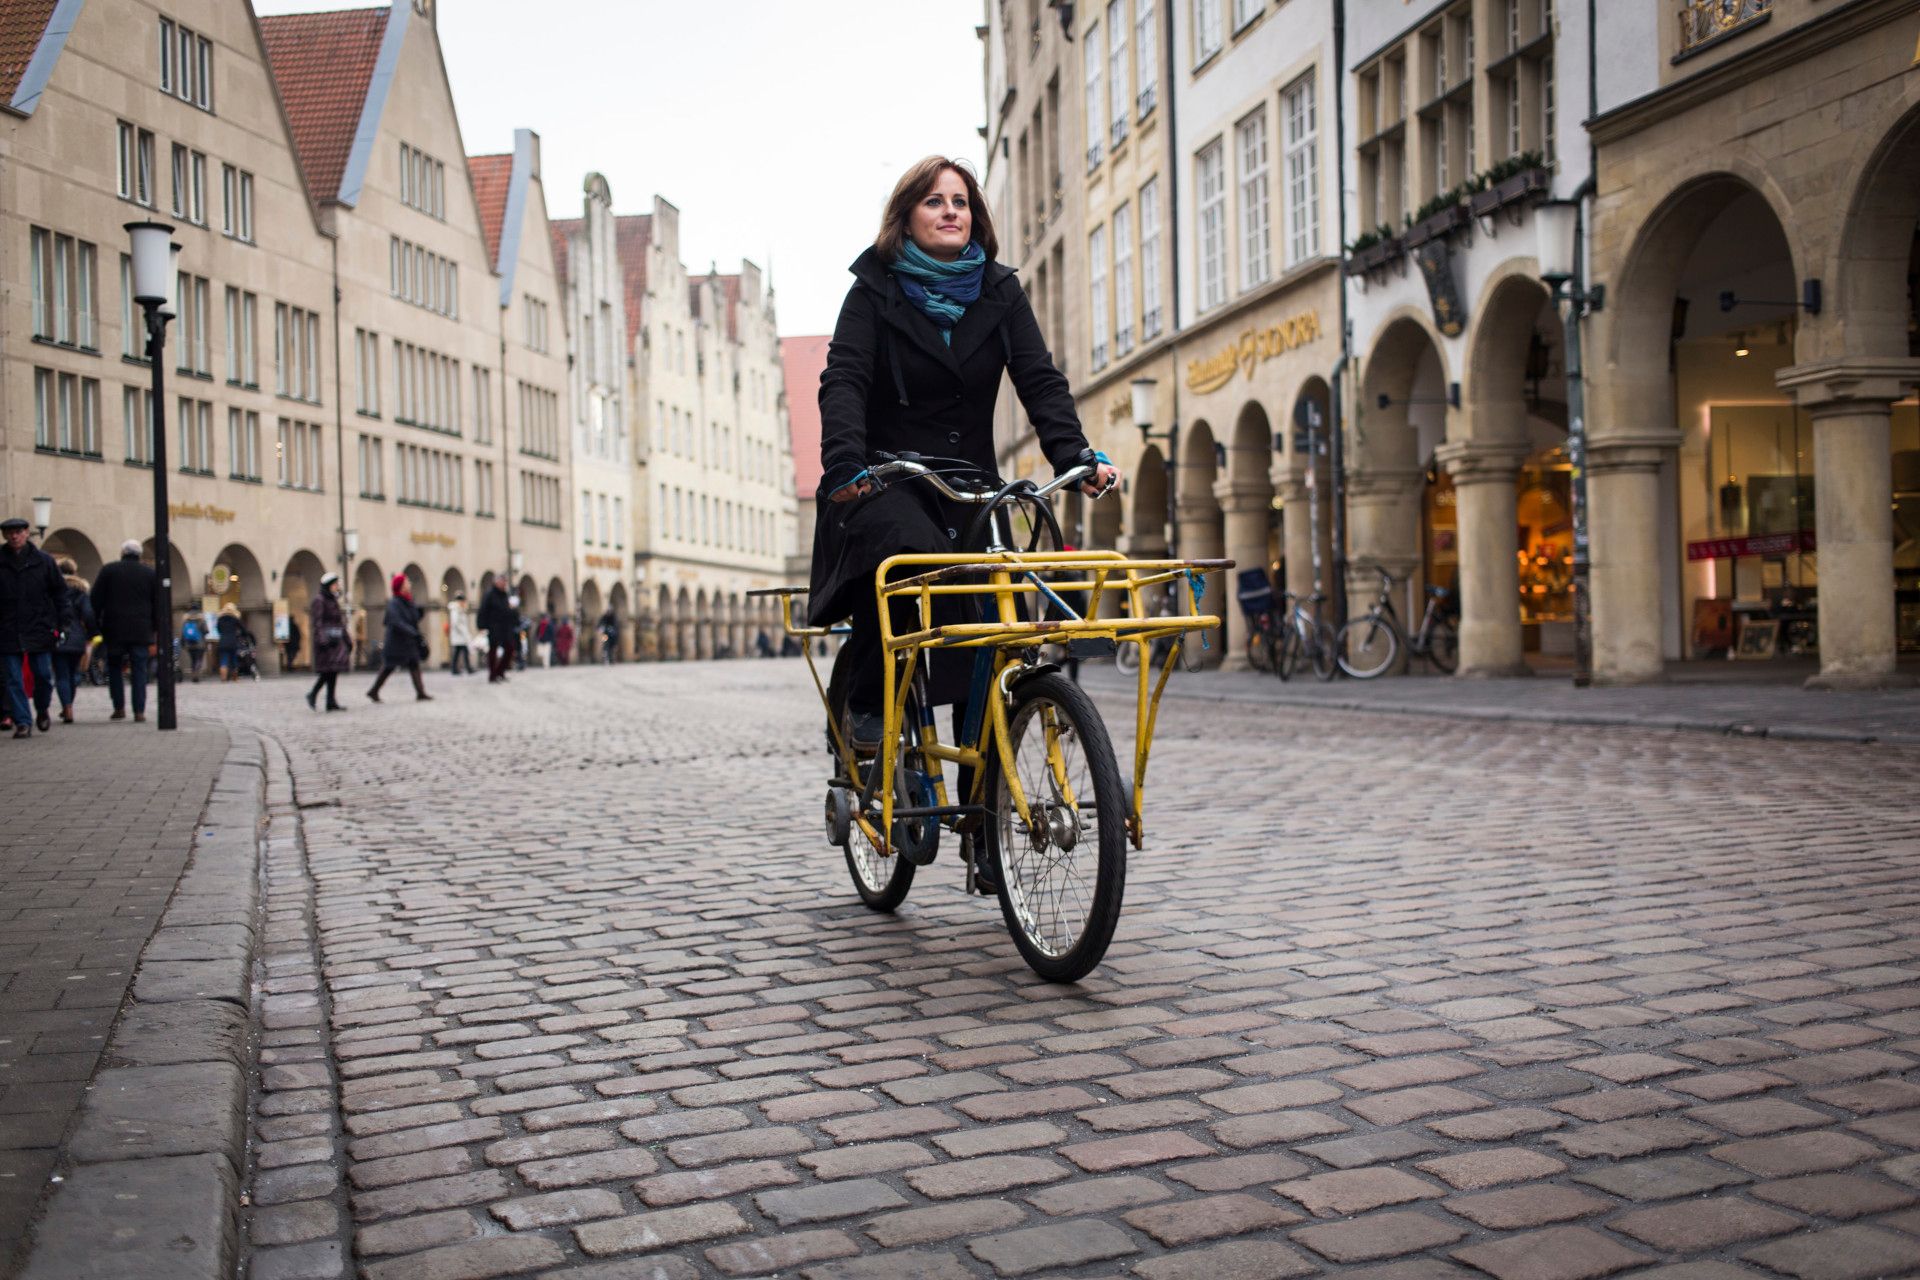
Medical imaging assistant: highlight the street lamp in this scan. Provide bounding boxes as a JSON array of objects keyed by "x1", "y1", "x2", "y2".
[
  {"x1": 126, "y1": 220, "x2": 180, "y2": 730},
  {"x1": 30, "y1": 497, "x2": 51, "y2": 541},
  {"x1": 1534, "y1": 192, "x2": 1605, "y2": 688},
  {"x1": 1130, "y1": 377, "x2": 1178, "y2": 562}
]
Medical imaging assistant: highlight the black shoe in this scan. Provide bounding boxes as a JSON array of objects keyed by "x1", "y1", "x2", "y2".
[
  {"x1": 367, "y1": 689, "x2": 381, "y2": 703},
  {"x1": 35, "y1": 713, "x2": 50, "y2": 732},
  {"x1": 325, "y1": 702, "x2": 346, "y2": 713},
  {"x1": 110, "y1": 708, "x2": 125, "y2": 721},
  {"x1": 305, "y1": 689, "x2": 319, "y2": 711},
  {"x1": 13, "y1": 725, "x2": 30, "y2": 739},
  {"x1": 848, "y1": 709, "x2": 884, "y2": 753}
]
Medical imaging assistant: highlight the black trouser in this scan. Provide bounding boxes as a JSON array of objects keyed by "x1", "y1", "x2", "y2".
[
  {"x1": 487, "y1": 641, "x2": 511, "y2": 681},
  {"x1": 843, "y1": 580, "x2": 924, "y2": 715},
  {"x1": 369, "y1": 661, "x2": 425, "y2": 699},
  {"x1": 450, "y1": 646, "x2": 474, "y2": 675},
  {"x1": 308, "y1": 671, "x2": 340, "y2": 707}
]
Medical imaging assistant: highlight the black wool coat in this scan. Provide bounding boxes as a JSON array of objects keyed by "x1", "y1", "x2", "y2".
[
  {"x1": 0, "y1": 543, "x2": 69, "y2": 656},
  {"x1": 383, "y1": 595, "x2": 423, "y2": 666},
  {"x1": 808, "y1": 246, "x2": 1092, "y2": 628},
  {"x1": 88, "y1": 555, "x2": 159, "y2": 649}
]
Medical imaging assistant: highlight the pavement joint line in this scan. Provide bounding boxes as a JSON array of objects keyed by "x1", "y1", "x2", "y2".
[{"x1": 14, "y1": 725, "x2": 258, "y2": 1280}]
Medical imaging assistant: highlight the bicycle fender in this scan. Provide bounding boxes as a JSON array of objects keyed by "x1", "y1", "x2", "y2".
[{"x1": 1007, "y1": 662, "x2": 1063, "y2": 693}]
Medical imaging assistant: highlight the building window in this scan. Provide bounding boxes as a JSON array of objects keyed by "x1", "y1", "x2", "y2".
[
  {"x1": 1106, "y1": 0, "x2": 1129, "y2": 149},
  {"x1": 1083, "y1": 24, "x2": 1104, "y2": 171},
  {"x1": 354, "y1": 328, "x2": 380, "y2": 415},
  {"x1": 475, "y1": 460, "x2": 495, "y2": 516},
  {"x1": 613, "y1": 496, "x2": 625, "y2": 550},
  {"x1": 1089, "y1": 224, "x2": 1109, "y2": 371},
  {"x1": 160, "y1": 19, "x2": 213, "y2": 111},
  {"x1": 1134, "y1": 0, "x2": 1157, "y2": 116},
  {"x1": 1196, "y1": 141, "x2": 1226, "y2": 312},
  {"x1": 473, "y1": 367, "x2": 493, "y2": 443},
  {"x1": 357, "y1": 433, "x2": 384, "y2": 498},
  {"x1": 118, "y1": 123, "x2": 155, "y2": 207},
  {"x1": 1236, "y1": 109, "x2": 1271, "y2": 289},
  {"x1": 221, "y1": 165, "x2": 254, "y2": 242},
  {"x1": 1283, "y1": 71, "x2": 1320, "y2": 266},
  {"x1": 1139, "y1": 177, "x2": 1163, "y2": 338},
  {"x1": 398, "y1": 143, "x2": 446, "y2": 218},
  {"x1": 29, "y1": 228, "x2": 97, "y2": 351},
  {"x1": 1232, "y1": 0, "x2": 1262, "y2": 32},
  {"x1": 229, "y1": 408, "x2": 260, "y2": 481},
  {"x1": 120, "y1": 255, "x2": 141, "y2": 360},
  {"x1": 276, "y1": 418, "x2": 321, "y2": 491},
  {"x1": 389, "y1": 236, "x2": 458, "y2": 318},
  {"x1": 123, "y1": 386, "x2": 154, "y2": 465},
  {"x1": 177, "y1": 397, "x2": 213, "y2": 475},
  {"x1": 1112, "y1": 202, "x2": 1135, "y2": 357},
  {"x1": 275, "y1": 304, "x2": 321, "y2": 404},
  {"x1": 33, "y1": 369, "x2": 101, "y2": 458},
  {"x1": 1194, "y1": 0, "x2": 1222, "y2": 64},
  {"x1": 1542, "y1": 56, "x2": 1556, "y2": 168},
  {"x1": 174, "y1": 272, "x2": 209, "y2": 376}
]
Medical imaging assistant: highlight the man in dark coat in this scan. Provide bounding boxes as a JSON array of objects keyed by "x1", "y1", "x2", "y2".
[
  {"x1": 476, "y1": 578, "x2": 516, "y2": 683},
  {"x1": 809, "y1": 242, "x2": 1113, "y2": 737},
  {"x1": 0, "y1": 516, "x2": 70, "y2": 736},
  {"x1": 367, "y1": 573, "x2": 430, "y2": 703},
  {"x1": 89, "y1": 538, "x2": 160, "y2": 723}
]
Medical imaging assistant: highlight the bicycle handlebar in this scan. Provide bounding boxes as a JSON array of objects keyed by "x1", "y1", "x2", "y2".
[{"x1": 866, "y1": 457, "x2": 1107, "y2": 504}]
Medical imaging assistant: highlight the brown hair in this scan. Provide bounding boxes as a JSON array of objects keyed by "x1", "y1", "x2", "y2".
[{"x1": 874, "y1": 156, "x2": 998, "y2": 263}]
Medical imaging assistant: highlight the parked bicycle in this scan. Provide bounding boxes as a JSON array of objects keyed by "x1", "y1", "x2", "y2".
[
  {"x1": 1274, "y1": 591, "x2": 1339, "y2": 682},
  {"x1": 1335, "y1": 568, "x2": 1459, "y2": 678}
]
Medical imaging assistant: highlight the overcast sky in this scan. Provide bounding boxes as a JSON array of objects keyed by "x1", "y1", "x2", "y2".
[{"x1": 250, "y1": 0, "x2": 990, "y2": 336}]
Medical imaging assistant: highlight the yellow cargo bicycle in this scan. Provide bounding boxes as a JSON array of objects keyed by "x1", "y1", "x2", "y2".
[{"x1": 753, "y1": 455, "x2": 1228, "y2": 982}]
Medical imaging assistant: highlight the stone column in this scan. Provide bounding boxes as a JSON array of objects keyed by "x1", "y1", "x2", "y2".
[
  {"x1": 1276, "y1": 475, "x2": 1314, "y2": 597},
  {"x1": 1342, "y1": 467, "x2": 1425, "y2": 631},
  {"x1": 1218, "y1": 484, "x2": 1273, "y2": 669},
  {"x1": 1777, "y1": 359, "x2": 1920, "y2": 689},
  {"x1": 1435, "y1": 442, "x2": 1529, "y2": 677},
  {"x1": 1177, "y1": 504, "x2": 1227, "y2": 665},
  {"x1": 1587, "y1": 434, "x2": 1676, "y2": 685}
]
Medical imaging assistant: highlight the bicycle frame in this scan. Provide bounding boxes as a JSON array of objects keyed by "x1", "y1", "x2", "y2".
[{"x1": 756, "y1": 550, "x2": 1225, "y2": 857}]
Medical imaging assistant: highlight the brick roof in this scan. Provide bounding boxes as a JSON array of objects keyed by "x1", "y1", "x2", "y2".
[
  {"x1": 614, "y1": 215, "x2": 652, "y2": 352},
  {"x1": 260, "y1": 7, "x2": 388, "y2": 205},
  {"x1": 781, "y1": 335, "x2": 830, "y2": 495},
  {"x1": 469, "y1": 153, "x2": 513, "y2": 268},
  {"x1": 0, "y1": 0, "x2": 57, "y2": 106},
  {"x1": 548, "y1": 216, "x2": 579, "y2": 290}
]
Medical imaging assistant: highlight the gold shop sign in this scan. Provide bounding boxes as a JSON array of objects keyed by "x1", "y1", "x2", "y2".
[
  {"x1": 584, "y1": 554, "x2": 623, "y2": 570},
  {"x1": 410, "y1": 531, "x2": 456, "y2": 547},
  {"x1": 1185, "y1": 310, "x2": 1323, "y2": 395},
  {"x1": 168, "y1": 502, "x2": 236, "y2": 524}
]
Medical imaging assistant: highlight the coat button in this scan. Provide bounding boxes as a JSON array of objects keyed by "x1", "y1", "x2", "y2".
[
  {"x1": 946, "y1": 432, "x2": 960, "y2": 445},
  {"x1": 947, "y1": 528, "x2": 959, "y2": 540}
]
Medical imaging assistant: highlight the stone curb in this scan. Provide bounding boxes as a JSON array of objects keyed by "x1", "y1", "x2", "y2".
[
  {"x1": 18, "y1": 732, "x2": 267, "y2": 1280},
  {"x1": 1084, "y1": 672, "x2": 1920, "y2": 747}
]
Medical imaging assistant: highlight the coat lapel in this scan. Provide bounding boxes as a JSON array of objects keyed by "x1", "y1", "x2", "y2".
[
  {"x1": 948, "y1": 291, "x2": 1011, "y2": 367},
  {"x1": 881, "y1": 288, "x2": 961, "y2": 376}
]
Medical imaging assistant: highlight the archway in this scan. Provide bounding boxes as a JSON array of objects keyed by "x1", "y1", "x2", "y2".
[
  {"x1": 579, "y1": 581, "x2": 604, "y2": 660},
  {"x1": 676, "y1": 587, "x2": 694, "y2": 660},
  {"x1": 43, "y1": 529, "x2": 101, "y2": 582},
  {"x1": 1127, "y1": 445, "x2": 1168, "y2": 557},
  {"x1": 659, "y1": 585, "x2": 678, "y2": 660},
  {"x1": 140, "y1": 540, "x2": 196, "y2": 641},
  {"x1": 693, "y1": 589, "x2": 711, "y2": 660},
  {"x1": 515, "y1": 574, "x2": 537, "y2": 614},
  {"x1": 1221, "y1": 400, "x2": 1278, "y2": 668},
  {"x1": 353, "y1": 559, "x2": 387, "y2": 668},
  {"x1": 210, "y1": 543, "x2": 271, "y2": 671},
  {"x1": 545, "y1": 576, "x2": 568, "y2": 621},
  {"x1": 1600, "y1": 174, "x2": 1803, "y2": 683},
  {"x1": 1355, "y1": 316, "x2": 1449, "y2": 664},
  {"x1": 439, "y1": 567, "x2": 469, "y2": 670},
  {"x1": 282, "y1": 550, "x2": 328, "y2": 672},
  {"x1": 1281, "y1": 377, "x2": 1333, "y2": 599},
  {"x1": 1445, "y1": 273, "x2": 1564, "y2": 676},
  {"x1": 608, "y1": 583, "x2": 630, "y2": 660},
  {"x1": 1179, "y1": 419, "x2": 1224, "y2": 661}
]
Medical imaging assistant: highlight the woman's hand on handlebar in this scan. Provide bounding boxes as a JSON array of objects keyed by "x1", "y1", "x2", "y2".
[
  {"x1": 1081, "y1": 462, "x2": 1120, "y2": 498},
  {"x1": 829, "y1": 480, "x2": 873, "y2": 503}
]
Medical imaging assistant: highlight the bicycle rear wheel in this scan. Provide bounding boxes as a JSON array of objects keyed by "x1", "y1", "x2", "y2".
[
  {"x1": 1273, "y1": 617, "x2": 1299, "y2": 681},
  {"x1": 1336, "y1": 614, "x2": 1401, "y2": 679},
  {"x1": 985, "y1": 671, "x2": 1126, "y2": 983},
  {"x1": 1311, "y1": 622, "x2": 1339, "y2": 681},
  {"x1": 1426, "y1": 619, "x2": 1459, "y2": 674},
  {"x1": 1113, "y1": 638, "x2": 1141, "y2": 674},
  {"x1": 1244, "y1": 623, "x2": 1272, "y2": 672}
]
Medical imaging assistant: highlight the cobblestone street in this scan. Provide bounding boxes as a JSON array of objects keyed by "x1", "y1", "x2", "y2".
[{"x1": 200, "y1": 662, "x2": 1920, "y2": 1280}]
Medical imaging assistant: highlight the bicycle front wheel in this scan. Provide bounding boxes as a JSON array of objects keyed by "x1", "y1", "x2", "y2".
[
  {"x1": 1336, "y1": 614, "x2": 1402, "y2": 679},
  {"x1": 1273, "y1": 619, "x2": 1299, "y2": 681},
  {"x1": 1113, "y1": 638, "x2": 1141, "y2": 675},
  {"x1": 826, "y1": 645, "x2": 917, "y2": 911},
  {"x1": 985, "y1": 672, "x2": 1127, "y2": 983},
  {"x1": 1311, "y1": 622, "x2": 1339, "y2": 681},
  {"x1": 1427, "y1": 620, "x2": 1459, "y2": 674},
  {"x1": 1244, "y1": 625, "x2": 1272, "y2": 673}
]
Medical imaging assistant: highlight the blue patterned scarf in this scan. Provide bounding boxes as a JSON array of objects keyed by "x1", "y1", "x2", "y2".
[{"x1": 892, "y1": 241, "x2": 986, "y2": 344}]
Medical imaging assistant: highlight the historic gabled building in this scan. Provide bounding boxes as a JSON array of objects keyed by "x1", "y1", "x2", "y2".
[
  {"x1": 1, "y1": 0, "x2": 339, "y2": 660},
  {"x1": 261, "y1": 0, "x2": 572, "y2": 665}
]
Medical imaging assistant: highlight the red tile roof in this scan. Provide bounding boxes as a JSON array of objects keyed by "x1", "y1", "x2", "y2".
[
  {"x1": 782, "y1": 335, "x2": 830, "y2": 495},
  {"x1": 0, "y1": 0, "x2": 57, "y2": 106},
  {"x1": 260, "y1": 7, "x2": 388, "y2": 205},
  {"x1": 469, "y1": 153, "x2": 513, "y2": 267},
  {"x1": 614, "y1": 215, "x2": 652, "y2": 352},
  {"x1": 548, "y1": 216, "x2": 579, "y2": 290}
]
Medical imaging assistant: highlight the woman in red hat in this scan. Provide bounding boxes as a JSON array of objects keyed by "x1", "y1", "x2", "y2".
[{"x1": 367, "y1": 572, "x2": 431, "y2": 703}]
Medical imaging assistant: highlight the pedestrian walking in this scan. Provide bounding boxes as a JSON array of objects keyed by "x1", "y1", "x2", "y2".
[
  {"x1": 283, "y1": 615, "x2": 302, "y2": 673},
  {"x1": 514, "y1": 605, "x2": 530, "y2": 671},
  {"x1": 447, "y1": 592, "x2": 475, "y2": 675},
  {"x1": 598, "y1": 609, "x2": 619, "y2": 664},
  {"x1": 535, "y1": 613, "x2": 554, "y2": 667},
  {"x1": 554, "y1": 616, "x2": 574, "y2": 666},
  {"x1": 0, "y1": 516, "x2": 70, "y2": 738},
  {"x1": 808, "y1": 157, "x2": 1116, "y2": 749},
  {"x1": 181, "y1": 605, "x2": 209, "y2": 682},
  {"x1": 215, "y1": 603, "x2": 245, "y2": 681},
  {"x1": 52, "y1": 557, "x2": 95, "y2": 723},
  {"x1": 89, "y1": 539, "x2": 160, "y2": 723},
  {"x1": 367, "y1": 572, "x2": 431, "y2": 703},
  {"x1": 304, "y1": 573, "x2": 350, "y2": 712},
  {"x1": 477, "y1": 578, "x2": 515, "y2": 683}
]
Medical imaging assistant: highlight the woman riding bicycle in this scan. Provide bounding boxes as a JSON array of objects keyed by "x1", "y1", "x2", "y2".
[{"x1": 810, "y1": 156, "x2": 1119, "y2": 751}]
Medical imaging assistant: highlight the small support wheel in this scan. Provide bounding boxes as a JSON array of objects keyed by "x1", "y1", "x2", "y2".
[{"x1": 825, "y1": 786, "x2": 853, "y2": 847}]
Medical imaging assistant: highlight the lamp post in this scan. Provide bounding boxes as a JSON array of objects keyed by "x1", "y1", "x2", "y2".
[
  {"x1": 30, "y1": 497, "x2": 51, "y2": 541},
  {"x1": 1130, "y1": 377, "x2": 1177, "y2": 563},
  {"x1": 126, "y1": 221, "x2": 179, "y2": 730},
  {"x1": 1535, "y1": 192, "x2": 1605, "y2": 688}
]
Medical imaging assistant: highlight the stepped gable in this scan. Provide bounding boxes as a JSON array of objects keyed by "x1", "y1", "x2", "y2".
[
  {"x1": 548, "y1": 216, "x2": 580, "y2": 288},
  {"x1": 259, "y1": 6, "x2": 388, "y2": 204},
  {"x1": 614, "y1": 214, "x2": 652, "y2": 350}
]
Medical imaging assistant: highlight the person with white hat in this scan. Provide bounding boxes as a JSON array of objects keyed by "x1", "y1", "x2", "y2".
[{"x1": 305, "y1": 572, "x2": 351, "y2": 712}]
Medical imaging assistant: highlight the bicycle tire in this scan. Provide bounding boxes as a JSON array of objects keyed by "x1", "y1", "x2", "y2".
[
  {"x1": 984, "y1": 671, "x2": 1127, "y2": 983},
  {"x1": 1426, "y1": 619, "x2": 1459, "y2": 674},
  {"x1": 1113, "y1": 638, "x2": 1141, "y2": 675},
  {"x1": 1311, "y1": 621, "x2": 1339, "y2": 681},
  {"x1": 825, "y1": 646, "x2": 917, "y2": 911},
  {"x1": 1336, "y1": 614, "x2": 1402, "y2": 679},
  {"x1": 1244, "y1": 624, "x2": 1271, "y2": 673}
]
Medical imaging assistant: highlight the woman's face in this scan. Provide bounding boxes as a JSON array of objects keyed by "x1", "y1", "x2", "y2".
[{"x1": 907, "y1": 169, "x2": 972, "y2": 261}]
